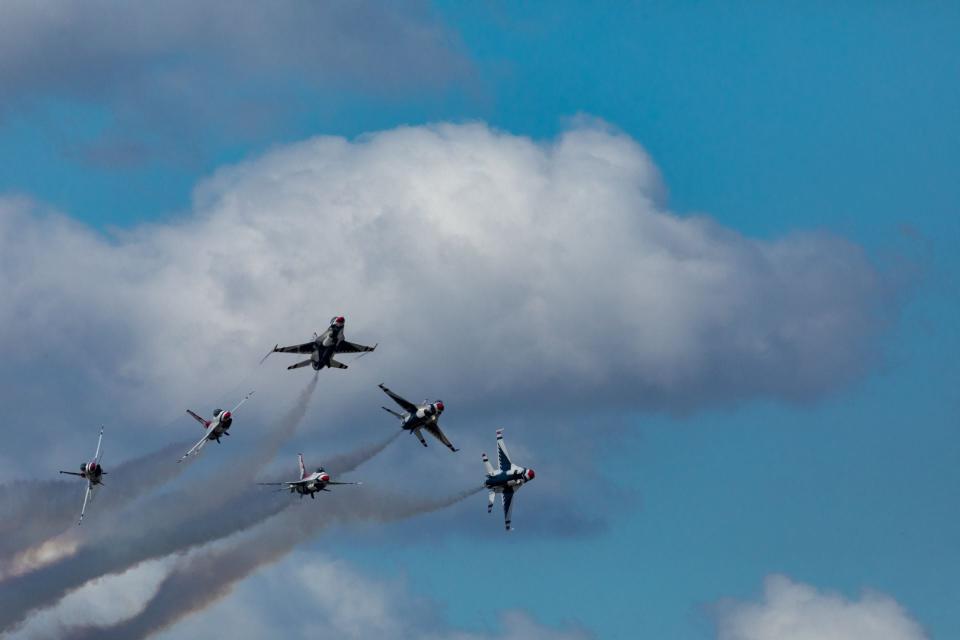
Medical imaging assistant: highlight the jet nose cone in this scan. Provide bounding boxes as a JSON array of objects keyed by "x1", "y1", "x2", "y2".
[
  {"x1": 526, "y1": 468, "x2": 535, "y2": 481},
  {"x1": 320, "y1": 474, "x2": 330, "y2": 483}
]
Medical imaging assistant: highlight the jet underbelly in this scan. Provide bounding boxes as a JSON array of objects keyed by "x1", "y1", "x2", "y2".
[
  {"x1": 316, "y1": 345, "x2": 335, "y2": 365},
  {"x1": 485, "y1": 473, "x2": 510, "y2": 489}
]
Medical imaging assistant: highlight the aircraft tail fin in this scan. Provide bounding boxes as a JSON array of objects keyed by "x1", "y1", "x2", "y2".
[
  {"x1": 287, "y1": 358, "x2": 313, "y2": 370},
  {"x1": 487, "y1": 490, "x2": 495, "y2": 513},
  {"x1": 482, "y1": 452, "x2": 495, "y2": 476},
  {"x1": 328, "y1": 358, "x2": 348, "y2": 369},
  {"x1": 186, "y1": 410, "x2": 211, "y2": 428},
  {"x1": 298, "y1": 453, "x2": 306, "y2": 479}
]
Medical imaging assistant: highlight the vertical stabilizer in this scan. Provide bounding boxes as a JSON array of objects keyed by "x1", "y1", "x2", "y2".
[{"x1": 298, "y1": 453, "x2": 306, "y2": 479}]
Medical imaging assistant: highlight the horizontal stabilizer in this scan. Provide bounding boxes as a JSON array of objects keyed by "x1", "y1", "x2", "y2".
[
  {"x1": 382, "y1": 406, "x2": 403, "y2": 419},
  {"x1": 414, "y1": 430, "x2": 428, "y2": 447},
  {"x1": 287, "y1": 358, "x2": 313, "y2": 370},
  {"x1": 328, "y1": 358, "x2": 348, "y2": 369},
  {"x1": 482, "y1": 452, "x2": 494, "y2": 476}
]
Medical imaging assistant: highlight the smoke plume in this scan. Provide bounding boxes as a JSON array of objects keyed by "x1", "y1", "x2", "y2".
[
  {"x1": 58, "y1": 486, "x2": 482, "y2": 639},
  {"x1": 0, "y1": 440, "x2": 190, "y2": 578},
  {"x1": 319, "y1": 430, "x2": 402, "y2": 477},
  {"x1": 0, "y1": 376, "x2": 320, "y2": 632}
]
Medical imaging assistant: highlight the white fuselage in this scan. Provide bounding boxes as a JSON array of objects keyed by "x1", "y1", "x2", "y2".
[
  {"x1": 311, "y1": 325, "x2": 344, "y2": 367},
  {"x1": 206, "y1": 413, "x2": 231, "y2": 440},
  {"x1": 318, "y1": 327, "x2": 341, "y2": 348},
  {"x1": 401, "y1": 404, "x2": 442, "y2": 431},
  {"x1": 485, "y1": 466, "x2": 531, "y2": 493},
  {"x1": 80, "y1": 461, "x2": 104, "y2": 483},
  {"x1": 291, "y1": 471, "x2": 330, "y2": 495}
]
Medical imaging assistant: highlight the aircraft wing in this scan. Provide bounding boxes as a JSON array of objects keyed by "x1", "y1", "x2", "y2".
[
  {"x1": 378, "y1": 384, "x2": 417, "y2": 413},
  {"x1": 326, "y1": 480, "x2": 362, "y2": 485},
  {"x1": 93, "y1": 426, "x2": 104, "y2": 463},
  {"x1": 496, "y1": 429, "x2": 512, "y2": 472},
  {"x1": 274, "y1": 341, "x2": 317, "y2": 354},
  {"x1": 285, "y1": 478, "x2": 315, "y2": 486},
  {"x1": 59, "y1": 471, "x2": 85, "y2": 477},
  {"x1": 230, "y1": 390, "x2": 255, "y2": 413},
  {"x1": 424, "y1": 422, "x2": 459, "y2": 452},
  {"x1": 78, "y1": 482, "x2": 93, "y2": 525},
  {"x1": 336, "y1": 340, "x2": 376, "y2": 354},
  {"x1": 502, "y1": 488, "x2": 515, "y2": 531},
  {"x1": 177, "y1": 432, "x2": 210, "y2": 463}
]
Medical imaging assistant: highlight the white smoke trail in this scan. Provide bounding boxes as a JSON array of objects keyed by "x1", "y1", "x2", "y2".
[
  {"x1": 0, "y1": 375, "x2": 320, "y2": 633},
  {"x1": 0, "y1": 439, "x2": 191, "y2": 578},
  {"x1": 57, "y1": 486, "x2": 482, "y2": 639},
  {"x1": 0, "y1": 362, "x2": 282, "y2": 576},
  {"x1": 301, "y1": 430, "x2": 402, "y2": 478}
]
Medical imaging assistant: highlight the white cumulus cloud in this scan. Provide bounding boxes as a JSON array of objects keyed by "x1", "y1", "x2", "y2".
[
  {"x1": 715, "y1": 575, "x2": 928, "y2": 640},
  {"x1": 158, "y1": 549, "x2": 593, "y2": 640},
  {"x1": 0, "y1": 120, "x2": 890, "y2": 436}
]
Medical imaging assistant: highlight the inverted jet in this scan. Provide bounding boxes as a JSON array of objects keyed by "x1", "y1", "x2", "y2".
[
  {"x1": 482, "y1": 429, "x2": 535, "y2": 531},
  {"x1": 178, "y1": 391, "x2": 254, "y2": 462},
  {"x1": 258, "y1": 453, "x2": 361, "y2": 499},
  {"x1": 379, "y1": 383, "x2": 458, "y2": 452},
  {"x1": 59, "y1": 427, "x2": 106, "y2": 524},
  {"x1": 267, "y1": 316, "x2": 376, "y2": 371}
]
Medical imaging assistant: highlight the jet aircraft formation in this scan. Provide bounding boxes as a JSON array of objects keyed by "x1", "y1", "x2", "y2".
[{"x1": 58, "y1": 315, "x2": 535, "y2": 530}]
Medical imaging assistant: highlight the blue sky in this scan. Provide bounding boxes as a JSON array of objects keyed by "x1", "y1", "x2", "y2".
[{"x1": 0, "y1": 2, "x2": 957, "y2": 639}]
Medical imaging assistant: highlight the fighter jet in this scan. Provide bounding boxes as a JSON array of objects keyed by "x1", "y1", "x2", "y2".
[
  {"x1": 379, "y1": 383, "x2": 458, "y2": 452},
  {"x1": 482, "y1": 429, "x2": 535, "y2": 531},
  {"x1": 178, "y1": 391, "x2": 254, "y2": 462},
  {"x1": 58, "y1": 426, "x2": 106, "y2": 524},
  {"x1": 257, "y1": 453, "x2": 361, "y2": 499},
  {"x1": 266, "y1": 316, "x2": 376, "y2": 371}
]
